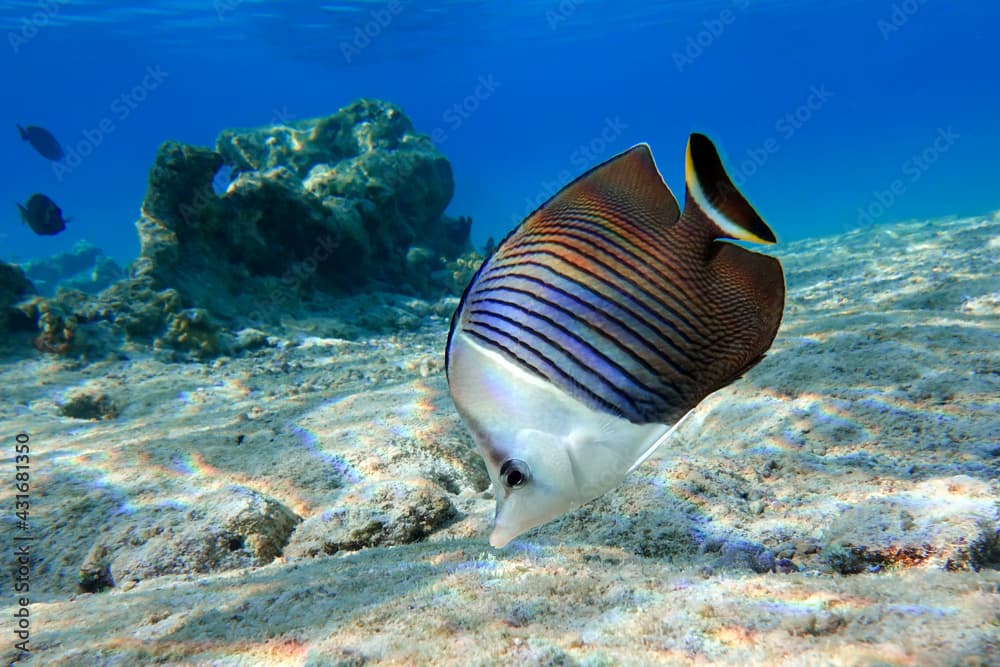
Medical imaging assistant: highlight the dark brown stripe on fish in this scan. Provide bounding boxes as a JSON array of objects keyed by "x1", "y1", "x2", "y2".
[
  {"x1": 494, "y1": 243, "x2": 707, "y2": 350},
  {"x1": 473, "y1": 278, "x2": 690, "y2": 383},
  {"x1": 530, "y1": 211, "x2": 712, "y2": 316},
  {"x1": 482, "y1": 255, "x2": 699, "y2": 368},
  {"x1": 447, "y1": 140, "x2": 784, "y2": 425},
  {"x1": 464, "y1": 317, "x2": 632, "y2": 417},
  {"x1": 465, "y1": 253, "x2": 702, "y2": 417},
  {"x1": 512, "y1": 228, "x2": 714, "y2": 337},
  {"x1": 467, "y1": 304, "x2": 668, "y2": 418},
  {"x1": 472, "y1": 293, "x2": 683, "y2": 404}
]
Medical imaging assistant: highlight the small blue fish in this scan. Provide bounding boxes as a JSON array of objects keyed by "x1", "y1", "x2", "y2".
[
  {"x1": 17, "y1": 193, "x2": 70, "y2": 236},
  {"x1": 446, "y1": 134, "x2": 785, "y2": 547},
  {"x1": 18, "y1": 124, "x2": 64, "y2": 161}
]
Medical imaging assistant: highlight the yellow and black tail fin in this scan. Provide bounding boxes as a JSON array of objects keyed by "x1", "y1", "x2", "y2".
[{"x1": 682, "y1": 133, "x2": 777, "y2": 244}]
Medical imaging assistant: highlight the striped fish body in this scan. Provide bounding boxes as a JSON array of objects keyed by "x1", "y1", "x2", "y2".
[{"x1": 446, "y1": 134, "x2": 785, "y2": 547}]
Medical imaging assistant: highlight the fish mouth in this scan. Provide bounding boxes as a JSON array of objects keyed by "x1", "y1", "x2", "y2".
[
  {"x1": 489, "y1": 525, "x2": 515, "y2": 549},
  {"x1": 489, "y1": 491, "x2": 519, "y2": 548}
]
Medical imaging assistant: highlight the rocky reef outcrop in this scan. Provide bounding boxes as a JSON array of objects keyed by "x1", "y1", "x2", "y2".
[
  {"x1": 12, "y1": 99, "x2": 484, "y2": 358},
  {"x1": 20, "y1": 241, "x2": 123, "y2": 297},
  {"x1": 0, "y1": 260, "x2": 34, "y2": 338},
  {"x1": 134, "y1": 98, "x2": 471, "y2": 322}
]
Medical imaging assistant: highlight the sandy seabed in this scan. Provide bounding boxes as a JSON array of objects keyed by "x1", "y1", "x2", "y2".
[{"x1": 2, "y1": 213, "x2": 999, "y2": 666}]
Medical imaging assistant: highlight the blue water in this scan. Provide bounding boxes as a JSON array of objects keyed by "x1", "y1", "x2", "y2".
[{"x1": 2, "y1": 0, "x2": 998, "y2": 266}]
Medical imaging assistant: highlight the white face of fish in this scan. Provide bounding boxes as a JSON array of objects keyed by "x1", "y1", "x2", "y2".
[{"x1": 448, "y1": 331, "x2": 672, "y2": 547}]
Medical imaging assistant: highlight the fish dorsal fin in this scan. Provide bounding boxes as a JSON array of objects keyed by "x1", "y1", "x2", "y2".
[
  {"x1": 683, "y1": 133, "x2": 776, "y2": 244},
  {"x1": 533, "y1": 143, "x2": 681, "y2": 232}
]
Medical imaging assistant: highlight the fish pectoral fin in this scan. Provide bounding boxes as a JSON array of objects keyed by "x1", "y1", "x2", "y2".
[
  {"x1": 625, "y1": 414, "x2": 689, "y2": 475},
  {"x1": 683, "y1": 133, "x2": 776, "y2": 244}
]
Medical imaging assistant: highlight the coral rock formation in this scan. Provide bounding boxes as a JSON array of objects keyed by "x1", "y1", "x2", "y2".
[
  {"x1": 20, "y1": 241, "x2": 123, "y2": 296},
  {"x1": 136, "y1": 98, "x2": 466, "y2": 324},
  {"x1": 13, "y1": 98, "x2": 476, "y2": 357},
  {"x1": 0, "y1": 260, "x2": 34, "y2": 335}
]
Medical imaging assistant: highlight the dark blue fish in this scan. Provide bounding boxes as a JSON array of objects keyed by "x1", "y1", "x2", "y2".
[
  {"x1": 17, "y1": 124, "x2": 64, "y2": 161},
  {"x1": 17, "y1": 194, "x2": 70, "y2": 236}
]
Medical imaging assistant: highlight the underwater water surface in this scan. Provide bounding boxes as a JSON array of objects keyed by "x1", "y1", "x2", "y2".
[{"x1": 2, "y1": 0, "x2": 998, "y2": 265}]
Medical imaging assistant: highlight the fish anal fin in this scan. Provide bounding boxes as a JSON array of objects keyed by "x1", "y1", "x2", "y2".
[
  {"x1": 649, "y1": 243, "x2": 782, "y2": 414},
  {"x1": 528, "y1": 143, "x2": 681, "y2": 232},
  {"x1": 683, "y1": 133, "x2": 776, "y2": 244},
  {"x1": 728, "y1": 353, "x2": 767, "y2": 385},
  {"x1": 708, "y1": 241, "x2": 785, "y2": 362}
]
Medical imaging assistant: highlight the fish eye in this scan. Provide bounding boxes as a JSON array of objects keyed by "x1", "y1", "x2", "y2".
[{"x1": 499, "y1": 459, "x2": 531, "y2": 489}]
